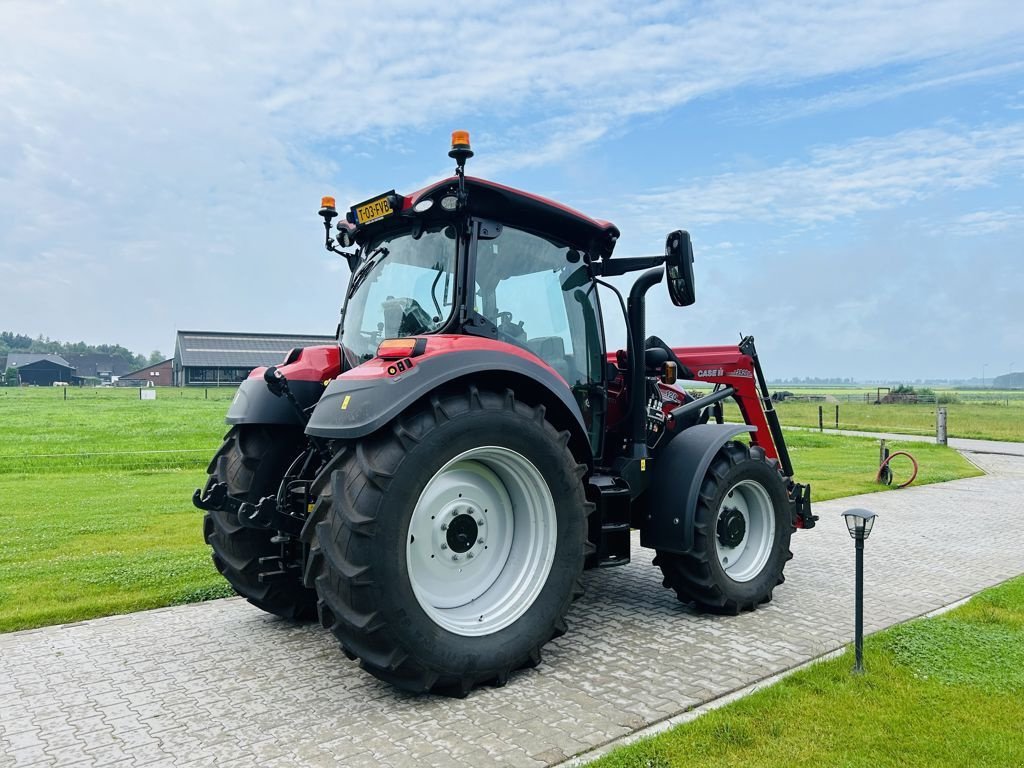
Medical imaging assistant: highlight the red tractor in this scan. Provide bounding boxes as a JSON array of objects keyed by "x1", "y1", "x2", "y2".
[{"x1": 195, "y1": 131, "x2": 815, "y2": 696}]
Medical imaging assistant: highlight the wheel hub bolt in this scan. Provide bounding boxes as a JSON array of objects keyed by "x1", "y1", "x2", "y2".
[
  {"x1": 478, "y1": 538, "x2": 485, "y2": 544},
  {"x1": 477, "y1": 518, "x2": 484, "y2": 526},
  {"x1": 451, "y1": 554, "x2": 459, "y2": 561},
  {"x1": 467, "y1": 552, "x2": 474, "y2": 559},
  {"x1": 440, "y1": 543, "x2": 448, "y2": 550},
  {"x1": 440, "y1": 523, "x2": 448, "y2": 531}
]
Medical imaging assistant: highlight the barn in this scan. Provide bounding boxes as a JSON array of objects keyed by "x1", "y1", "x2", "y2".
[
  {"x1": 118, "y1": 359, "x2": 174, "y2": 386},
  {"x1": 5, "y1": 353, "x2": 77, "y2": 386},
  {"x1": 172, "y1": 331, "x2": 335, "y2": 386}
]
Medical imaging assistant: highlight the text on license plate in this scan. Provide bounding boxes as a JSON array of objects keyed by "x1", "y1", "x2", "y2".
[{"x1": 355, "y1": 197, "x2": 393, "y2": 224}]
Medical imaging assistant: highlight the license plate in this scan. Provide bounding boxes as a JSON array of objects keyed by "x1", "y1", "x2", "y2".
[{"x1": 354, "y1": 195, "x2": 394, "y2": 225}]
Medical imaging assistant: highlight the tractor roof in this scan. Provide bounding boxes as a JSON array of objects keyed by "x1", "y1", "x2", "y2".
[
  {"x1": 415, "y1": 177, "x2": 619, "y2": 257},
  {"x1": 346, "y1": 176, "x2": 619, "y2": 258}
]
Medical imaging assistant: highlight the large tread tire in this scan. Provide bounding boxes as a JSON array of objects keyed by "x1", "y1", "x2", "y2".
[
  {"x1": 308, "y1": 386, "x2": 591, "y2": 696},
  {"x1": 653, "y1": 441, "x2": 794, "y2": 615},
  {"x1": 202, "y1": 425, "x2": 318, "y2": 621}
]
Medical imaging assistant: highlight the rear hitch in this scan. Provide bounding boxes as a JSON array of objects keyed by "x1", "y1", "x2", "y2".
[
  {"x1": 237, "y1": 495, "x2": 305, "y2": 536},
  {"x1": 256, "y1": 554, "x2": 303, "y2": 583},
  {"x1": 192, "y1": 482, "x2": 246, "y2": 515}
]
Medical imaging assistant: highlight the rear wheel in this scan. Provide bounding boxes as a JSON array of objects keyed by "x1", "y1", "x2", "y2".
[
  {"x1": 202, "y1": 425, "x2": 318, "y2": 620},
  {"x1": 308, "y1": 386, "x2": 590, "y2": 696},
  {"x1": 654, "y1": 441, "x2": 793, "y2": 614}
]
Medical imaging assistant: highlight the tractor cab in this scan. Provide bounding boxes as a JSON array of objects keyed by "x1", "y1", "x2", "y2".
[
  {"x1": 317, "y1": 132, "x2": 699, "y2": 462},
  {"x1": 329, "y1": 176, "x2": 612, "y2": 389}
]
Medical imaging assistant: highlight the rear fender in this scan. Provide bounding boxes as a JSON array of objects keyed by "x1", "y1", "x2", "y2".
[
  {"x1": 225, "y1": 345, "x2": 341, "y2": 427},
  {"x1": 639, "y1": 423, "x2": 754, "y2": 554},
  {"x1": 305, "y1": 339, "x2": 591, "y2": 462}
]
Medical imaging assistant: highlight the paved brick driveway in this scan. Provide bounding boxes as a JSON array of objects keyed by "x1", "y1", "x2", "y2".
[{"x1": 2, "y1": 450, "x2": 1022, "y2": 767}]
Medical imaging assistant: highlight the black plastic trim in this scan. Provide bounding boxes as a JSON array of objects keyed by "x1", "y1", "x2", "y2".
[
  {"x1": 305, "y1": 350, "x2": 587, "y2": 444},
  {"x1": 226, "y1": 378, "x2": 327, "y2": 427},
  {"x1": 639, "y1": 423, "x2": 754, "y2": 554}
]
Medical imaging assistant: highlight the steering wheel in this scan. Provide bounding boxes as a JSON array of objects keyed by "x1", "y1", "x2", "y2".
[{"x1": 496, "y1": 311, "x2": 526, "y2": 340}]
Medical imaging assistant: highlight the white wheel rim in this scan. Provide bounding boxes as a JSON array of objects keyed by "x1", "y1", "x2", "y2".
[
  {"x1": 715, "y1": 479, "x2": 775, "y2": 583},
  {"x1": 406, "y1": 446, "x2": 557, "y2": 637}
]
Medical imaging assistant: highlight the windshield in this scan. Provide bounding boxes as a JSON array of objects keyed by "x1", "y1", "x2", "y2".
[{"x1": 340, "y1": 225, "x2": 459, "y2": 362}]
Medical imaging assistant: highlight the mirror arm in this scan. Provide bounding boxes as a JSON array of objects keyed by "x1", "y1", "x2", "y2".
[{"x1": 591, "y1": 255, "x2": 665, "y2": 277}]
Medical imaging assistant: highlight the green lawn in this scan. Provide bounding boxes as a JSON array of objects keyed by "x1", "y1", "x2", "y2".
[
  {"x1": 0, "y1": 470, "x2": 232, "y2": 632},
  {"x1": 780, "y1": 430, "x2": 980, "y2": 501},
  {"x1": 0, "y1": 386, "x2": 233, "y2": 472},
  {"x1": 0, "y1": 387, "x2": 981, "y2": 633},
  {"x1": 591, "y1": 574, "x2": 1024, "y2": 768}
]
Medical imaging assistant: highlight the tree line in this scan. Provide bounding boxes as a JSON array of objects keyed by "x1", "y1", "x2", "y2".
[{"x1": 1, "y1": 331, "x2": 163, "y2": 368}]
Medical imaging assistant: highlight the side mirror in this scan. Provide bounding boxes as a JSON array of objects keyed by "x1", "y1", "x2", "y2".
[{"x1": 665, "y1": 230, "x2": 695, "y2": 307}]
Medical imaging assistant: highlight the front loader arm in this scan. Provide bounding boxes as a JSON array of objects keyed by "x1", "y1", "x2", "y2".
[{"x1": 671, "y1": 337, "x2": 815, "y2": 529}]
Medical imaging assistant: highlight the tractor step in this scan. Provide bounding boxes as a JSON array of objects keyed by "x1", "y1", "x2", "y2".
[{"x1": 587, "y1": 475, "x2": 632, "y2": 568}]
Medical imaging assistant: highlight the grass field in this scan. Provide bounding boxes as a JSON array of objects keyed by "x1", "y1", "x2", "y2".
[
  {"x1": 592, "y1": 574, "x2": 1024, "y2": 767},
  {"x1": 0, "y1": 387, "x2": 981, "y2": 633},
  {"x1": 772, "y1": 400, "x2": 1024, "y2": 442}
]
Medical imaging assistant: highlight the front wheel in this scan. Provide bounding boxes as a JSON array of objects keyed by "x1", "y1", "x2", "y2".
[
  {"x1": 308, "y1": 386, "x2": 590, "y2": 696},
  {"x1": 654, "y1": 441, "x2": 793, "y2": 614}
]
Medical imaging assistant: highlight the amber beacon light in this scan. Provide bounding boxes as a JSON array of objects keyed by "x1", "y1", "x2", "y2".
[{"x1": 449, "y1": 130, "x2": 473, "y2": 159}]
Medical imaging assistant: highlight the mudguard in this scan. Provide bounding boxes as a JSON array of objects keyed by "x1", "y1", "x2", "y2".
[
  {"x1": 639, "y1": 423, "x2": 754, "y2": 555},
  {"x1": 304, "y1": 337, "x2": 588, "y2": 450},
  {"x1": 225, "y1": 378, "x2": 328, "y2": 426},
  {"x1": 225, "y1": 345, "x2": 341, "y2": 427}
]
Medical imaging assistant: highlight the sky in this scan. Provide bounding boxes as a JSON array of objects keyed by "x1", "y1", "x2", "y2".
[{"x1": 1, "y1": 1, "x2": 1022, "y2": 381}]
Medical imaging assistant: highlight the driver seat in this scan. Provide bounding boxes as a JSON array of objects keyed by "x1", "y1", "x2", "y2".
[{"x1": 526, "y1": 336, "x2": 572, "y2": 381}]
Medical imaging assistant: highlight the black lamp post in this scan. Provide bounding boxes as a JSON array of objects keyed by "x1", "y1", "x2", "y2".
[{"x1": 841, "y1": 508, "x2": 877, "y2": 674}]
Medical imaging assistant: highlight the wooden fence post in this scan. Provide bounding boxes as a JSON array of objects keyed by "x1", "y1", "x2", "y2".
[{"x1": 818, "y1": 405, "x2": 823, "y2": 432}]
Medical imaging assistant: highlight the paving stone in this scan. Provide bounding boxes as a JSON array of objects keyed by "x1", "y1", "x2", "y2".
[{"x1": 0, "y1": 451, "x2": 1021, "y2": 767}]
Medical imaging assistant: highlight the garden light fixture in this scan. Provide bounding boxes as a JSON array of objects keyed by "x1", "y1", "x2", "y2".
[{"x1": 842, "y1": 508, "x2": 877, "y2": 674}]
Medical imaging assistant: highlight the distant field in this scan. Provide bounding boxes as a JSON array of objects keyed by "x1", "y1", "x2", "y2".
[
  {"x1": 766, "y1": 386, "x2": 1024, "y2": 401},
  {"x1": 0, "y1": 386, "x2": 981, "y2": 632},
  {"x1": 772, "y1": 400, "x2": 1024, "y2": 442},
  {"x1": 0, "y1": 386, "x2": 233, "y2": 473},
  {"x1": 714, "y1": 386, "x2": 1024, "y2": 442}
]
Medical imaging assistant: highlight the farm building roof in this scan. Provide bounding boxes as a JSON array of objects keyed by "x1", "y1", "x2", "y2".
[
  {"x1": 6, "y1": 353, "x2": 74, "y2": 368},
  {"x1": 119, "y1": 359, "x2": 173, "y2": 380},
  {"x1": 174, "y1": 331, "x2": 336, "y2": 368}
]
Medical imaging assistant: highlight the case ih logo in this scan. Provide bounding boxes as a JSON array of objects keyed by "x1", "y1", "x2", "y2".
[
  {"x1": 697, "y1": 368, "x2": 724, "y2": 378},
  {"x1": 727, "y1": 368, "x2": 754, "y2": 378}
]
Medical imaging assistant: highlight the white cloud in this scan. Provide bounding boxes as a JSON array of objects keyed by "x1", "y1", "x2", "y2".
[
  {"x1": 949, "y1": 208, "x2": 1024, "y2": 235},
  {"x1": 623, "y1": 122, "x2": 1024, "y2": 233},
  {"x1": 742, "y1": 59, "x2": 1024, "y2": 125}
]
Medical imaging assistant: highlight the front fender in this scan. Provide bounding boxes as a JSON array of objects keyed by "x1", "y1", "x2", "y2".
[
  {"x1": 640, "y1": 424, "x2": 754, "y2": 555},
  {"x1": 305, "y1": 340, "x2": 587, "y2": 447}
]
